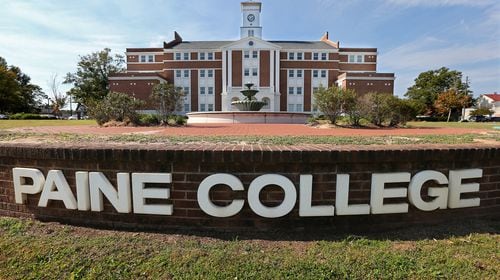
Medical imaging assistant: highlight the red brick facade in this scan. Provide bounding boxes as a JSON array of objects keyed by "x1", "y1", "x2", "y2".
[{"x1": 0, "y1": 144, "x2": 498, "y2": 232}]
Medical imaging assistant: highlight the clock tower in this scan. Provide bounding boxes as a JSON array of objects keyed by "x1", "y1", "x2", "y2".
[{"x1": 240, "y1": 1, "x2": 262, "y2": 39}]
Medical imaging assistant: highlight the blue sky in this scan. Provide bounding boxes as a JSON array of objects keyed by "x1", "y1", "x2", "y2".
[{"x1": 0, "y1": 0, "x2": 499, "y2": 99}]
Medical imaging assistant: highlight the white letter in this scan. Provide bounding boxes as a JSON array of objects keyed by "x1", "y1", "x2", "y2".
[
  {"x1": 448, "y1": 169, "x2": 482, "y2": 208},
  {"x1": 89, "y1": 172, "x2": 131, "y2": 213},
  {"x1": 248, "y1": 174, "x2": 296, "y2": 218},
  {"x1": 38, "y1": 170, "x2": 77, "y2": 209},
  {"x1": 197, "y1": 174, "x2": 244, "y2": 217},
  {"x1": 299, "y1": 175, "x2": 334, "y2": 217},
  {"x1": 12, "y1": 168, "x2": 45, "y2": 204},
  {"x1": 132, "y1": 173, "x2": 173, "y2": 215},
  {"x1": 370, "y1": 172, "x2": 411, "y2": 214},
  {"x1": 76, "y1": 171, "x2": 90, "y2": 211},
  {"x1": 408, "y1": 170, "x2": 448, "y2": 211},
  {"x1": 335, "y1": 174, "x2": 370, "y2": 215}
]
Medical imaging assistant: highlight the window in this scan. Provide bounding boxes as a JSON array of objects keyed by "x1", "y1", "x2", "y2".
[
  {"x1": 321, "y1": 70, "x2": 327, "y2": 78},
  {"x1": 175, "y1": 70, "x2": 181, "y2": 78},
  {"x1": 252, "y1": 51, "x2": 258, "y2": 58},
  {"x1": 200, "y1": 104, "x2": 206, "y2": 111},
  {"x1": 288, "y1": 104, "x2": 294, "y2": 112},
  {"x1": 244, "y1": 68, "x2": 250, "y2": 76},
  {"x1": 288, "y1": 87, "x2": 294, "y2": 94},
  {"x1": 140, "y1": 55, "x2": 146, "y2": 63},
  {"x1": 252, "y1": 68, "x2": 258, "y2": 76},
  {"x1": 348, "y1": 55, "x2": 355, "y2": 63},
  {"x1": 208, "y1": 70, "x2": 213, "y2": 78},
  {"x1": 288, "y1": 52, "x2": 294, "y2": 60},
  {"x1": 288, "y1": 70, "x2": 294, "y2": 78},
  {"x1": 183, "y1": 70, "x2": 189, "y2": 78},
  {"x1": 296, "y1": 104, "x2": 303, "y2": 112},
  {"x1": 199, "y1": 52, "x2": 205, "y2": 60},
  {"x1": 321, "y1": 53, "x2": 327, "y2": 60},
  {"x1": 244, "y1": 51, "x2": 250, "y2": 58},
  {"x1": 148, "y1": 55, "x2": 154, "y2": 62},
  {"x1": 313, "y1": 87, "x2": 319, "y2": 94},
  {"x1": 183, "y1": 87, "x2": 190, "y2": 94},
  {"x1": 200, "y1": 70, "x2": 205, "y2": 78},
  {"x1": 313, "y1": 70, "x2": 318, "y2": 78},
  {"x1": 184, "y1": 104, "x2": 190, "y2": 112},
  {"x1": 200, "y1": 87, "x2": 206, "y2": 95},
  {"x1": 296, "y1": 87, "x2": 302, "y2": 95},
  {"x1": 207, "y1": 52, "x2": 213, "y2": 60},
  {"x1": 175, "y1": 53, "x2": 181, "y2": 60},
  {"x1": 208, "y1": 87, "x2": 214, "y2": 95},
  {"x1": 297, "y1": 52, "x2": 303, "y2": 60},
  {"x1": 313, "y1": 52, "x2": 319, "y2": 60},
  {"x1": 208, "y1": 104, "x2": 214, "y2": 111},
  {"x1": 297, "y1": 70, "x2": 303, "y2": 78},
  {"x1": 357, "y1": 55, "x2": 363, "y2": 63},
  {"x1": 248, "y1": 30, "x2": 254, "y2": 37},
  {"x1": 183, "y1": 52, "x2": 189, "y2": 60}
]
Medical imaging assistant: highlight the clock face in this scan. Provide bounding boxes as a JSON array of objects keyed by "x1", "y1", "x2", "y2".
[{"x1": 247, "y1": 14, "x2": 255, "y2": 22}]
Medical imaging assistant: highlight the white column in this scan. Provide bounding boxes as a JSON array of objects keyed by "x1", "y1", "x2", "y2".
[
  {"x1": 222, "y1": 50, "x2": 227, "y2": 94},
  {"x1": 270, "y1": 49, "x2": 274, "y2": 92},
  {"x1": 274, "y1": 50, "x2": 281, "y2": 111}
]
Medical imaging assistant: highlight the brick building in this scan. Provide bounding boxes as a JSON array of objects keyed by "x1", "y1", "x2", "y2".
[{"x1": 109, "y1": 1, "x2": 395, "y2": 113}]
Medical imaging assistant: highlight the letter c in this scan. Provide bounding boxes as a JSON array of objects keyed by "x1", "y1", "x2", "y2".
[{"x1": 197, "y1": 174, "x2": 244, "y2": 217}]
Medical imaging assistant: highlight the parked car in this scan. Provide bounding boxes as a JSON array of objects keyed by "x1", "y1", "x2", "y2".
[
  {"x1": 468, "y1": 115, "x2": 490, "y2": 122},
  {"x1": 0, "y1": 114, "x2": 8, "y2": 119}
]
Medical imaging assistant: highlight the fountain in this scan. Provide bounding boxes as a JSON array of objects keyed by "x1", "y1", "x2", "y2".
[
  {"x1": 231, "y1": 83, "x2": 266, "y2": 111},
  {"x1": 186, "y1": 82, "x2": 311, "y2": 124}
]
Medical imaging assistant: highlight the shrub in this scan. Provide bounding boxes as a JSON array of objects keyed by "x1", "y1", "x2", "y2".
[
  {"x1": 470, "y1": 108, "x2": 494, "y2": 117},
  {"x1": 9, "y1": 113, "x2": 44, "y2": 120},
  {"x1": 138, "y1": 114, "x2": 159, "y2": 126},
  {"x1": 313, "y1": 86, "x2": 346, "y2": 125},
  {"x1": 87, "y1": 92, "x2": 144, "y2": 126}
]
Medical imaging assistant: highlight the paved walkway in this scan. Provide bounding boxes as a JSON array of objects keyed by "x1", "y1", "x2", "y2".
[{"x1": 11, "y1": 124, "x2": 488, "y2": 136}]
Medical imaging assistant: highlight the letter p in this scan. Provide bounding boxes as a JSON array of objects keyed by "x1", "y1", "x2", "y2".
[{"x1": 13, "y1": 168, "x2": 45, "y2": 204}]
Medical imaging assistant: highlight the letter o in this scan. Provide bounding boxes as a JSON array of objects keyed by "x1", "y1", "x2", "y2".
[
  {"x1": 197, "y1": 174, "x2": 244, "y2": 217},
  {"x1": 248, "y1": 174, "x2": 297, "y2": 218}
]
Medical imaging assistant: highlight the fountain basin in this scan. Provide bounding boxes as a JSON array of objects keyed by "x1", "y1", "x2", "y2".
[{"x1": 186, "y1": 111, "x2": 311, "y2": 124}]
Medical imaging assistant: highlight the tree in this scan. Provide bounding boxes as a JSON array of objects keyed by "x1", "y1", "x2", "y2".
[
  {"x1": 434, "y1": 89, "x2": 470, "y2": 122},
  {"x1": 87, "y1": 92, "x2": 144, "y2": 125},
  {"x1": 405, "y1": 67, "x2": 471, "y2": 115},
  {"x1": 470, "y1": 108, "x2": 494, "y2": 117},
  {"x1": 342, "y1": 89, "x2": 364, "y2": 126},
  {"x1": 150, "y1": 82, "x2": 185, "y2": 124},
  {"x1": 313, "y1": 86, "x2": 345, "y2": 125},
  {"x1": 0, "y1": 56, "x2": 44, "y2": 113},
  {"x1": 64, "y1": 48, "x2": 124, "y2": 105},
  {"x1": 47, "y1": 74, "x2": 67, "y2": 117}
]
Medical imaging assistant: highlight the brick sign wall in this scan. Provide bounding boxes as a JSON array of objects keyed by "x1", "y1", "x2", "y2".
[{"x1": 0, "y1": 144, "x2": 498, "y2": 232}]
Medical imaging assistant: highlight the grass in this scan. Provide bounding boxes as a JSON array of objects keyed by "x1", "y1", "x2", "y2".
[
  {"x1": 407, "y1": 121, "x2": 500, "y2": 130},
  {"x1": 0, "y1": 217, "x2": 498, "y2": 279},
  {"x1": 0, "y1": 119, "x2": 94, "y2": 129},
  {"x1": 1, "y1": 131, "x2": 498, "y2": 146}
]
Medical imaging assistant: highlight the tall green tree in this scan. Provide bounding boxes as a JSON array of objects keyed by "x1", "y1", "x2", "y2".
[
  {"x1": 313, "y1": 86, "x2": 346, "y2": 125},
  {"x1": 150, "y1": 82, "x2": 185, "y2": 124},
  {"x1": 0, "y1": 57, "x2": 44, "y2": 113},
  {"x1": 64, "y1": 48, "x2": 124, "y2": 105},
  {"x1": 405, "y1": 67, "x2": 471, "y2": 115}
]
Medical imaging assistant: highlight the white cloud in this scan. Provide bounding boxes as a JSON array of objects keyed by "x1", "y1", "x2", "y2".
[
  {"x1": 380, "y1": 38, "x2": 500, "y2": 70},
  {"x1": 384, "y1": 0, "x2": 497, "y2": 7}
]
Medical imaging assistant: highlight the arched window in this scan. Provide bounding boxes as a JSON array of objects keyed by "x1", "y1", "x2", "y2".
[{"x1": 262, "y1": 97, "x2": 270, "y2": 110}]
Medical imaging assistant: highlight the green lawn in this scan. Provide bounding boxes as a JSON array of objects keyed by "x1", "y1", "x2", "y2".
[
  {"x1": 0, "y1": 119, "x2": 95, "y2": 129},
  {"x1": 0, "y1": 217, "x2": 498, "y2": 279},
  {"x1": 407, "y1": 121, "x2": 500, "y2": 130}
]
